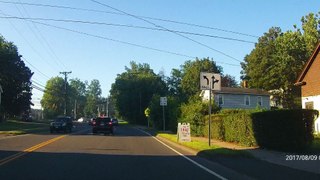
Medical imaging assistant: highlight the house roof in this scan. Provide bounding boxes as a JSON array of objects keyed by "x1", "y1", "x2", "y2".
[
  {"x1": 296, "y1": 41, "x2": 320, "y2": 84},
  {"x1": 215, "y1": 87, "x2": 269, "y2": 96}
]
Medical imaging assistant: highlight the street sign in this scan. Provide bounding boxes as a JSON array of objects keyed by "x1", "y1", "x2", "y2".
[
  {"x1": 160, "y1": 97, "x2": 167, "y2": 106},
  {"x1": 200, "y1": 72, "x2": 221, "y2": 91},
  {"x1": 177, "y1": 123, "x2": 191, "y2": 142}
]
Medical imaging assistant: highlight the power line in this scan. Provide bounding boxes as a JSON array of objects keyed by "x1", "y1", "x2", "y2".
[
  {"x1": 0, "y1": 16, "x2": 255, "y2": 44},
  {"x1": 0, "y1": 0, "x2": 258, "y2": 38},
  {"x1": 91, "y1": 0, "x2": 242, "y2": 63},
  {"x1": 1, "y1": 14, "x2": 240, "y2": 67},
  {"x1": 21, "y1": 57, "x2": 51, "y2": 80},
  {"x1": 13, "y1": 3, "x2": 67, "y2": 71},
  {"x1": 0, "y1": 10, "x2": 60, "y2": 74}
]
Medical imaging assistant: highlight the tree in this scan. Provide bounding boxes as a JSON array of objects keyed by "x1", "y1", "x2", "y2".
[
  {"x1": 110, "y1": 61, "x2": 167, "y2": 124},
  {"x1": 84, "y1": 79, "x2": 102, "y2": 117},
  {"x1": 221, "y1": 74, "x2": 239, "y2": 87},
  {"x1": 41, "y1": 77, "x2": 65, "y2": 118},
  {"x1": 69, "y1": 78, "x2": 87, "y2": 118},
  {"x1": 301, "y1": 12, "x2": 320, "y2": 56},
  {"x1": 0, "y1": 35, "x2": 33, "y2": 118},
  {"x1": 180, "y1": 58, "x2": 223, "y2": 101},
  {"x1": 241, "y1": 12, "x2": 320, "y2": 108}
]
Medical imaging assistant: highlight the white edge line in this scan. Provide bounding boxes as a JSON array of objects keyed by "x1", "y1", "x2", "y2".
[{"x1": 136, "y1": 128, "x2": 228, "y2": 180}]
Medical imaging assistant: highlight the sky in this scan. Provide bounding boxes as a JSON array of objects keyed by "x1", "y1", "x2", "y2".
[{"x1": 0, "y1": 0, "x2": 319, "y2": 109}]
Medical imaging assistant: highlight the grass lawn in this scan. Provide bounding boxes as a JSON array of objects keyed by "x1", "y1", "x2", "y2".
[
  {"x1": 157, "y1": 133, "x2": 251, "y2": 157},
  {"x1": 0, "y1": 120, "x2": 49, "y2": 135}
]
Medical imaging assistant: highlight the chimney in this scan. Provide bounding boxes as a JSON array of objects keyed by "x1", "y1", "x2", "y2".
[{"x1": 242, "y1": 80, "x2": 248, "y2": 88}]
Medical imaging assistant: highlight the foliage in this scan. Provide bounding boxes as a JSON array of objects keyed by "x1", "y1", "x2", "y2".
[
  {"x1": 0, "y1": 35, "x2": 33, "y2": 117},
  {"x1": 180, "y1": 58, "x2": 223, "y2": 102},
  {"x1": 241, "y1": 12, "x2": 320, "y2": 108},
  {"x1": 69, "y1": 78, "x2": 87, "y2": 118},
  {"x1": 252, "y1": 109, "x2": 318, "y2": 151},
  {"x1": 41, "y1": 77, "x2": 65, "y2": 118},
  {"x1": 110, "y1": 61, "x2": 167, "y2": 125},
  {"x1": 84, "y1": 79, "x2": 102, "y2": 117},
  {"x1": 148, "y1": 95, "x2": 180, "y2": 132},
  {"x1": 204, "y1": 109, "x2": 261, "y2": 146},
  {"x1": 179, "y1": 96, "x2": 220, "y2": 136}
]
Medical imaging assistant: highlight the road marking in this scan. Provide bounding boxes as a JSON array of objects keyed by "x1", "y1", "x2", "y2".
[
  {"x1": 0, "y1": 135, "x2": 66, "y2": 166},
  {"x1": 137, "y1": 128, "x2": 228, "y2": 180}
]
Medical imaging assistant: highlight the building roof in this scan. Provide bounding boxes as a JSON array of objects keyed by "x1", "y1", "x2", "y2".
[
  {"x1": 296, "y1": 41, "x2": 320, "y2": 84},
  {"x1": 215, "y1": 87, "x2": 269, "y2": 96}
]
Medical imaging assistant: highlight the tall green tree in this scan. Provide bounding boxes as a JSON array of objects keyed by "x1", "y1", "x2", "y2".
[
  {"x1": 180, "y1": 58, "x2": 223, "y2": 101},
  {"x1": 69, "y1": 78, "x2": 87, "y2": 118},
  {"x1": 84, "y1": 79, "x2": 102, "y2": 117},
  {"x1": 110, "y1": 61, "x2": 166, "y2": 125},
  {"x1": 301, "y1": 12, "x2": 320, "y2": 56},
  {"x1": 241, "y1": 12, "x2": 320, "y2": 108},
  {"x1": 41, "y1": 77, "x2": 65, "y2": 118},
  {"x1": 0, "y1": 35, "x2": 33, "y2": 118}
]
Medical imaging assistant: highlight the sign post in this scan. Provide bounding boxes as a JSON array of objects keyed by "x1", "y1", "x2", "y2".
[
  {"x1": 200, "y1": 72, "x2": 221, "y2": 146},
  {"x1": 0, "y1": 84, "x2": 3, "y2": 106},
  {"x1": 160, "y1": 97, "x2": 167, "y2": 131}
]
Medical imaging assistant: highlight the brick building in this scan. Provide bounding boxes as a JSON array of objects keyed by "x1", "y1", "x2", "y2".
[{"x1": 295, "y1": 42, "x2": 320, "y2": 133}]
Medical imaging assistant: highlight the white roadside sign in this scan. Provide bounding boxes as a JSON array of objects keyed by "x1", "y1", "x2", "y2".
[
  {"x1": 160, "y1": 97, "x2": 167, "y2": 106},
  {"x1": 177, "y1": 123, "x2": 191, "y2": 142}
]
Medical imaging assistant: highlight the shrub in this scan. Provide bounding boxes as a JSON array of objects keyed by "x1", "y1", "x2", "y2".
[{"x1": 252, "y1": 109, "x2": 318, "y2": 151}]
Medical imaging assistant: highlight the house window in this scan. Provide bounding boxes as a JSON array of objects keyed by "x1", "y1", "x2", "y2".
[
  {"x1": 218, "y1": 95, "x2": 224, "y2": 105},
  {"x1": 244, "y1": 95, "x2": 250, "y2": 106},
  {"x1": 257, "y1": 96, "x2": 262, "y2": 106}
]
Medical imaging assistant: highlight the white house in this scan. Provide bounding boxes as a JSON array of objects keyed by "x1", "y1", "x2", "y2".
[
  {"x1": 295, "y1": 42, "x2": 320, "y2": 134},
  {"x1": 201, "y1": 87, "x2": 270, "y2": 110}
]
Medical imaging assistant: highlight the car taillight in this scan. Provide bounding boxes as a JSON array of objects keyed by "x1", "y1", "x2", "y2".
[
  {"x1": 92, "y1": 121, "x2": 96, "y2": 125},
  {"x1": 108, "y1": 122, "x2": 112, "y2": 125}
]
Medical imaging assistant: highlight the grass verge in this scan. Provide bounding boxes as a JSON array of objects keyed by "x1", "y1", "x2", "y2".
[
  {"x1": 0, "y1": 120, "x2": 49, "y2": 135},
  {"x1": 157, "y1": 133, "x2": 252, "y2": 157}
]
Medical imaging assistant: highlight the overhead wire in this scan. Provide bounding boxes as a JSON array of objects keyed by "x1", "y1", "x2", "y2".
[
  {"x1": 0, "y1": 16, "x2": 255, "y2": 44},
  {"x1": 15, "y1": 0, "x2": 65, "y2": 70},
  {"x1": 0, "y1": 10, "x2": 60, "y2": 74},
  {"x1": 0, "y1": 14, "x2": 240, "y2": 66},
  {"x1": 0, "y1": 0, "x2": 258, "y2": 38},
  {"x1": 16, "y1": 0, "x2": 68, "y2": 70},
  {"x1": 90, "y1": 0, "x2": 242, "y2": 63},
  {"x1": 33, "y1": 19, "x2": 240, "y2": 67}
]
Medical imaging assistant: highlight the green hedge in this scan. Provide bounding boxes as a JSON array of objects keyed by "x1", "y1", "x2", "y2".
[
  {"x1": 204, "y1": 109, "x2": 318, "y2": 151},
  {"x1": 204, "y1": 109, "x2": 259, "y2": 146},
  {"x1": 252, "y1": 109, "x2": 318, "y2": 151}
]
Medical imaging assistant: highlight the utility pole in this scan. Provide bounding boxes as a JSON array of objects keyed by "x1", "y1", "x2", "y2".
[{"x1": 60, "y1": 71, "x2": 72, "y2": 116}]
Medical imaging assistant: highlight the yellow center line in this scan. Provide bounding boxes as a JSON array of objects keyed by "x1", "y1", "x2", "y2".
[{"x1": 0, "y1": 135, "x2": 66, "y2": 166}]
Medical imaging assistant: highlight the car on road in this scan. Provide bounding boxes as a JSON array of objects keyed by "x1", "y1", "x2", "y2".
[
  {"x1": 92, "y1": 117, "x2": 114, "y2": 135},
  {"x1": 50, "y1": 116, "x2": 73, "y2": 133}
]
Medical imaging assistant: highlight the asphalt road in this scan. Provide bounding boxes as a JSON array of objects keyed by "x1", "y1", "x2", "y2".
[{"x1": 0, "y1": 123, "x2": 319, "y2": 180}]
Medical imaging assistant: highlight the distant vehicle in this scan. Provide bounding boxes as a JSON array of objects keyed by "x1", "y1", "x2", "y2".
[
  {"x1": 111, "y1": 118, "x2": 119, "y2": 126},
  {"x1": 50, "y1": 116, "x2": 73, "y2": 133},
  {"x1": 92, "y1": 117, "x2": 114, "y2": 135},
  {"x1": 88, "y1": 118, "x2": 95, "y2": 125},
  {"x1": 77, "y1": 117, "x2": 85, "y2": 123}
]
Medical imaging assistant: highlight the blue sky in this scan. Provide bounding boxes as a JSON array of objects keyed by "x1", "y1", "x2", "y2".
[{"x1": 0, "y1": 0, "x2": 319, "y2": 109}]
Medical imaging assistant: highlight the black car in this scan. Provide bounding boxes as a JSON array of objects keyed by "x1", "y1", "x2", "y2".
[
  {"x1": 92, "y1": 117, "x2": 114, "y2": 135},
  {"x1": 50, "y1": 116, "x2": 73, "y2": 133}
]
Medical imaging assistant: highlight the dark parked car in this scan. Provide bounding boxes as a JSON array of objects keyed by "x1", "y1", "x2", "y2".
[
  {"x1": 111, "y1": 118, "x2": 119, "y2": 126},
  {"x1": 92, "y1": 117, "x2": 114, "y2": 135},
  {"x1": 50, "y1": 116, "x2": 73, "y2": 133}
]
